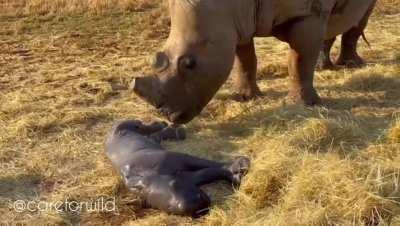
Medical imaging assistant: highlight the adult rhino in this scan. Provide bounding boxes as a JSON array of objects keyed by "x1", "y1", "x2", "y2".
[{"x1": 132, "y1": 0, "x2": 377, "y2": 124}]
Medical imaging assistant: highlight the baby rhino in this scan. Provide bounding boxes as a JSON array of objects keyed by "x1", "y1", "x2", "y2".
[{"x1": 105, "y1": 120, "x2": 250, "y2": 217}]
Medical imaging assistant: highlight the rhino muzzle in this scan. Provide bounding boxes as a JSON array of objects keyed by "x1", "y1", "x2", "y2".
[
  {"x1": 131, "y1": 76, "x2": 164, "y2": 109},
  {"x1": 131, "y1": 76, "x2": 199, "y2": 124}
]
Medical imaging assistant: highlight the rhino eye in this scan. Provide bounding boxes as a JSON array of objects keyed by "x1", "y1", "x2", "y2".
[
  {"x1": 151, "y1": 52, "x2": 169, "y2": 72},
  {"x1": 179, "y1": 56, "x2": 196, "y2": 71}
]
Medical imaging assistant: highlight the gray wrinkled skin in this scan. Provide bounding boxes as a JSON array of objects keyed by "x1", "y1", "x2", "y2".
[
  {"x1": 105, "y1": 120, "x2": 250, "y2": 217},
  {"x1": 132, "y1": 0, "x2": 377, "y2": 124}
]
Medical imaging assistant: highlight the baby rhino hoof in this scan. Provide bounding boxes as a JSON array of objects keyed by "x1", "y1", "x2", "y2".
[
  {"x1": 162, "y1": 126, "x2": 186, "y2": 140},
  {"x1": 146, "y1": 121, "x2": 169, "y2": 131},
  {"x1": 150, "y1": 125, "x2": 186, "y2": 142},
  {"x1": 227, "y1": 156, "x2": 251, "y2": 187}
]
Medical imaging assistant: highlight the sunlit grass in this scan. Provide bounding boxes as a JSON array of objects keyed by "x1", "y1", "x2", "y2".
[{"x1": 0, "y1": 1, "x2": 399, "y2": 225}]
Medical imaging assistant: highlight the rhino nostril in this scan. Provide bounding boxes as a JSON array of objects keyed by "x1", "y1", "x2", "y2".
[
  {"x1": 151, "y1": 52, "x2": 169, "y2": 72},
  {"x1": 156, "y1": 101, "x2": 165, "y2": 109},
  {"x1": 179, "y1": 55, "x2": 196, "y2": 70}
]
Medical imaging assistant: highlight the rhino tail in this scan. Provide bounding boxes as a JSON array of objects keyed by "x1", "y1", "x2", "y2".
[{"x1": 361, "y1": 31, "x2": 371, "y2": 48}]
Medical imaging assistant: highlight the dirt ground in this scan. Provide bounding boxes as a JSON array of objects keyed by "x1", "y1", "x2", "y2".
[{"x1": 0, "y1": 1, "x2": 399, "y2": 225}]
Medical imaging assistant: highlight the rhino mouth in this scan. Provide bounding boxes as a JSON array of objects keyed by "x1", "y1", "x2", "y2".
[
  {"x1": 158, "y1": 106, "x2": 195, "y2": 124},
  {"x1": 131, "y1": 75, "x2": 204, "y2": 124}
]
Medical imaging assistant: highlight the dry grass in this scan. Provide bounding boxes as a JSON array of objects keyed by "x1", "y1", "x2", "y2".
[
  {"x1": 1, "y1": 0, "x2": 398, "y2": 16},
  {"x1": 0, "y1": 0, "x2": 158, "y2": 15},
  {"x1": 1, "y1": 0, "x2": 400, "y2": 225},
  {"x1": 388, "y1": 119, "x2": 400, "y2": 144}
]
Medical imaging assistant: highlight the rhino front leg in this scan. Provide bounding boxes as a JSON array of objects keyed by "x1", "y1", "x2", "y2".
[
  {"x1": 336, "y1": 0, "x2": 376, "y2": 68},
  {"x1": 232, "y1": 39, "x2": 262, "y2": 101},
  {"x1": 286, "y1": 16, "x2": 325, "y2": 105},
  {"x1": 317, "y1": 37, "x2": 336, "y2": 70}
]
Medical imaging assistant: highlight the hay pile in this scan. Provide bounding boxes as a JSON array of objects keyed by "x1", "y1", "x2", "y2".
[{"x1": 0, "y1": 0, "x2": 399, "y2": 225}]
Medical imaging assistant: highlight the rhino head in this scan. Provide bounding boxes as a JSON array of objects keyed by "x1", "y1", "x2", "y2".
[{"x1": 132, "y1": 0, "x2": 251, "y2": 124}]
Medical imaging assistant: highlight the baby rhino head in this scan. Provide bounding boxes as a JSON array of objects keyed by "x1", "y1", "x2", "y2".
[
  {"x1": 145, "y1": 175, "x2": 211, "y2": 217},
  {"x1": 111, "y1": 120, "x2": 168, "y2": 136}
]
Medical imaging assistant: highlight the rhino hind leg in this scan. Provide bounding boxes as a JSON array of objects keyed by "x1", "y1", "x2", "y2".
[
  {"x1": 232, "y1": 39, "x2": 262, "y2": 101},
  {"x1": 285, "y1": 16, "x2": 324, "y2": 105},
  {"x1": 336, "y1": 0, "x2": 376, "y2": 68},
  {"x1": 317, "y1": 38, "x2": 336, "y2": 70},
  {"x1": 336, "y1": 27, "x2": 366, "y2": 68}
]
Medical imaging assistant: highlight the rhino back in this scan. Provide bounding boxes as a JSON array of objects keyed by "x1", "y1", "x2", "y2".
[
  {"x1": 255, "y1": 0, "x2": 373, "y2": 39},
  {"x1": 255, "y1": 0, "x2": 335, "y2": 37},
  {"x1": 326, "y1": 0, "x2": 375, "y2": 38},
  {"x1": 272, "y1": 0, "x2": 335, "y2": 26}
]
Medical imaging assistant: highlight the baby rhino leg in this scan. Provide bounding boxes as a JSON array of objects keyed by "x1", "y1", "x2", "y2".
[
  {"x1": 141, "y1": 121, "x2": 168, "y2": 135},
  {"x1": 114, "y1": 120, "x2": 168, "y2": 136},
  {"x1": 182, "y1": 155, "x2": 251, "y2": 187},
  {"x1": 189, "y1": 168, "x2": 233, "y2": 186},
  {"x1": 149, "y1": 125, "x2": 186, "y2": 142}
]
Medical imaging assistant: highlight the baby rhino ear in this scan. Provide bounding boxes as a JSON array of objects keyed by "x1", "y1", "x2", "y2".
[{"x1": 121, "y1": 165, "x2": 148, "y2": 191}]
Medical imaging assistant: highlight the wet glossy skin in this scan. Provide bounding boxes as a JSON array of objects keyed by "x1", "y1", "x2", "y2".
[
  {"x1": 143, "y1": 174, "x2": 211, "y2": 217},
  {"x1": 105, "y1": 120, "x2": 250, "y2": 217}
]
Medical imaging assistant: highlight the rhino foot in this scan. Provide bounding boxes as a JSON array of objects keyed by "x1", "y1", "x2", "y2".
[
  {"x1": 336, "y1": 54, "x2": 366, "y2": 68},
  {"x1": 316, "y1": 61, "x2": 338, "y2": 71},
  {"x1": 234, "y1": 86, "x2": 263, "y2": 102},
  {"x1": 316, "y1": 57, "x2": 338, "y2": 71},
  {"x1": 286, "y1": 87, "x2": 322, "y2": 106}
]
